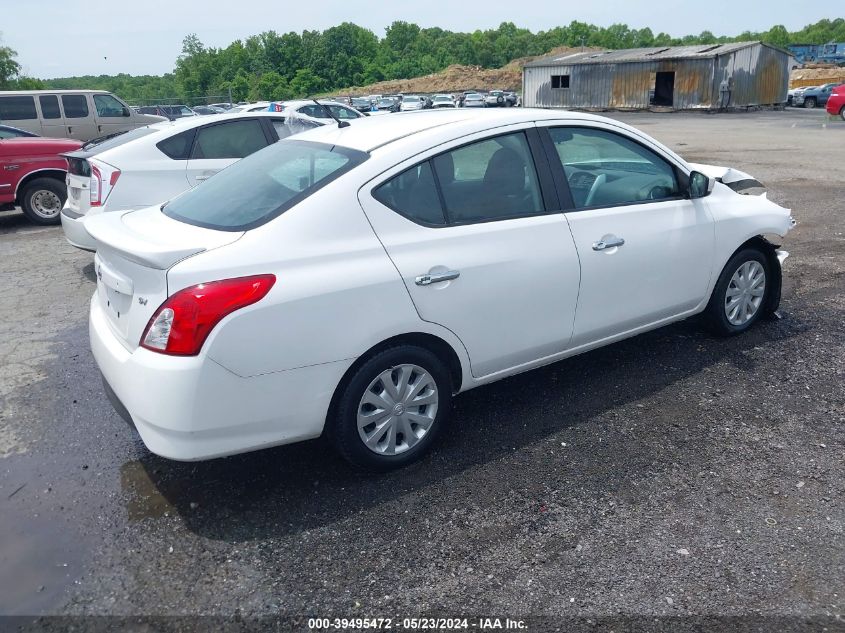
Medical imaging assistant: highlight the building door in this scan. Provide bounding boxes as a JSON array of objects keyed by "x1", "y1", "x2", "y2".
[{"x1": 654, "y1": 72, "x2": 675, "y2": 106}]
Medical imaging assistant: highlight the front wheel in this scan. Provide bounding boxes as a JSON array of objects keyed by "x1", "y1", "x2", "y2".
[
  {"x1": 804, "y1": 97, "x2": 816, "y2": 109},
  {"x1": 327, "y1": 346, "x2": 453, "y2": 471},
  {"x1": 20, "y1": 177, "x2": 66, "y2": 225},
  {"x1": 702, "y1": 248, "x2": 770, "y2": 336}
]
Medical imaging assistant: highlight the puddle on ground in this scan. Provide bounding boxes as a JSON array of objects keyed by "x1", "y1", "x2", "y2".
[
  {"x1": 0, "y1": 503, "x2": 84, "y2": 615},
  {"x1": 120, "y1": 460, "x2": 175, "y2": 521}
]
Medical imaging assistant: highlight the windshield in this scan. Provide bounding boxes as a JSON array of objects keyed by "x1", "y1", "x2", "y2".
[
  {"x1": 163, "y1": 140, "x2": 368, "y2": 231},
  {"x1": 378, "y1": 99, "x2": 394, "y2": 106},
  {"x1": 434, "y1": 96, "x2": 450, "y2": 101}
]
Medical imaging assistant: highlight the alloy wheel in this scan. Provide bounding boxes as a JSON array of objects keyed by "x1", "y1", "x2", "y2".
[
  {"x1": 724, "y1": 260, "x2": 766, "y2": 325},
  {"x1": 357, "y1": 364, "x2": 439, "y2": 455}
]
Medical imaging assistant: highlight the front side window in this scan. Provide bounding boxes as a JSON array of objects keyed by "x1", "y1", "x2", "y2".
[
  {"x1": 39, "y1": 95, "x2": 61, "y2": 119},
  {"x1": 164, "y1": 140, "x2": 368, "y2": 231},
  {"x1": 0, "y1": 96, "x2": 37, "y2": 120},
  {"x1": 62, "y1": 95, "x2": 90, "y2": 118},
  {"x1": 431, "y1": 132, "x2": 544, "y2": 223},
  {"x1": 191, "y1": 119, "x2": 267, "y2": 159},
  {"x1": 93, "y1": 94, "x2": 126, "y2": 117},
  {"x1": 548, "y1": 127, "x2": 680, "y2": 209}
]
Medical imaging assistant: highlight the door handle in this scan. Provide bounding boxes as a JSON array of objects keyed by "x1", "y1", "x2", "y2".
[
  {"x1": 67, "y1": 126, "x2": 72, "y2": 135},
  {"x1": 592, "y1": 237, "x2": 625, "y2": 251},
  {"x1": 415, "y1": 270, "x2": 460, "y2": 286}
]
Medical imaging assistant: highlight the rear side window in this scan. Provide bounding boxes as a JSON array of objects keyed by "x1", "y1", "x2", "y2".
[
  {"x1": 373, "y1": 162, "x2": 446, "y2": 226},
  {"x1": 163, "y1": 140, "x2": 367, "y2": 231},
  {"x1": 39, "y1": 95, "x2": 61, "y2": 119},
  {"x1": 62, "y1": 95, "x2": 90, "y2": 118},
  {"x1": 191, "y1": 120, "x2": 267, "y2": 159},
  {"x1": 156, "y1": 129, "x2": 196, "y2": 160},
  {"x1": 93, "y1": 94, "x2": 126, "y2": 117},
  {"x1": 431, "y1": 132, "x2": 544, "y2": 223},
  {"x1": 0, "y1": 96, "x2": 37, "y2": 120}
]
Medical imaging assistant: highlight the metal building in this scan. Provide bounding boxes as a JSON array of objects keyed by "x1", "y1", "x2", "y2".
[{"x1": 523, "y1": 42, "x2": 791, "y2": 111}]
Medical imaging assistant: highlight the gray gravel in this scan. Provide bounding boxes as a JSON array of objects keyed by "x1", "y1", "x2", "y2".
[{"x1": 0, "y1": 108, "x2": 842, "y2": 629}]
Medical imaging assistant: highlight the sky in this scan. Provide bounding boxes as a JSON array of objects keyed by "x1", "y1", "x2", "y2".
[{"x1": 2, "y1": 0, "x2": 838, "y2": 78}]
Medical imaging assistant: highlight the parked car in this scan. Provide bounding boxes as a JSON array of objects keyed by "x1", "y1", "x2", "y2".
[
  {"x1": 281, "y1": 100, "x2": 365, "y2": 122},
  {"x1": 786, "y1": 86, "x2": 814, "y2": 106},
  {"x1": 400, "y1": 95, "x2": 426, "y2": 112},
  {"x1": 61, "y1": 112, "x2": 322, "y2": 251},
  {"x1": 0, "y1": 90, "x2": 165, "y2": 140},
  {"x1": 0, "y1": 124, "x2": 39, "y2": 139},
  {"x1": 191, "y1": 105, "x2": 222, "y2": 116},
  {"x1": 462, "y1": 93, "x2": 486, "y2": 108},
  {"x1": 503, "y1": 92, "x2": 519, "y2": 106},
  {"x1": 825, "y1": 84, "x2": 845, "y2": 120},
  {"x1": 351, "y1": 97, "x2": 374, "y2": 113},
  {"x1": 794, "y1": 83, "x2": 841, "y2": 108},
  {"x1": 485, "y1": 90, "x2": 509, "y2": 107},
  {"x1": 86, "y1": 108, "x2": 794, "y2": 470},
  {"x1": 209, "y1": 103, "x2": 234, "y2": 111},
  {"x1": 0, "y1": 136, "x2": 83, "y2": 224},
  {"x1": 431, "y1": 94, "x2": 456, "y2": 108},
  {"x1": 375, "y1": 97, "x2": 401, "y2": 113}
]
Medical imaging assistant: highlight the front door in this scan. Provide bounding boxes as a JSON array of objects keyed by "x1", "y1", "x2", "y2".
[
  {"x1": 184, "y1": 118, "x2": 270, "y2": 187},
  {"x1": 539, "y1": 123, "x2": 714, "y2": 348},
  {"x1": 92, "y1": 94, "x2": 134, "y2": 136},
  {"x1": 358, "y1": 128, "x2": 581, "y2": 378}
]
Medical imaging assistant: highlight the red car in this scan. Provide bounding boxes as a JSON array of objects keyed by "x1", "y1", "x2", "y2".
[
  {"x1": 826, "y1": 84, "x2": 845, "y2": 121},
  {"x1": 0, "y1": 136, "x2": 83, "y2": 225}
]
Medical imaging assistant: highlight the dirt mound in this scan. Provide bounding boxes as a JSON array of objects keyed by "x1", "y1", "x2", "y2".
[
  {"x1": 790, "y1": 65, "x2": 845, "y2": 88},
  {"x1": 336, "y1": 47, "x2": 602, "y2": 96}
]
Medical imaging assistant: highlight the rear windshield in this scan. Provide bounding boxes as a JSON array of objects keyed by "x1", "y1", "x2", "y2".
[
  {"x1": 163, "y1": 140, "x2": 368, "y2": 231},
  {"x1": 81, "y1": 126, "x2": 156, "y2": 152}
]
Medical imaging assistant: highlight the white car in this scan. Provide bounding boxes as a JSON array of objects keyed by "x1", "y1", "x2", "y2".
[
  {"x1": 400, "y1": 95, "x2": 426, "y2": 111},
  {"x1": 431, "y1": 94, "x2": 456, "y2": 108},
  {"x1": 463, "y1": 93, "x2": 486, "y2": 108},
  {"x1": 61, "y1": 111, "x2": 321, "y2": 251},
  {"x1": 279, "y1": 100, "x2": 365, "y2": 123},
  {"x1": 87, "y1": 109, "x2": 794, "y2": 470}
]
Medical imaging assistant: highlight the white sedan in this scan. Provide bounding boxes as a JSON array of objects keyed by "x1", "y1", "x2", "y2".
[
  {"x1": 87, "y1": 109, "x2": 794, "y2": 470},
  {"x1": 61, "y1": 111, "x2": 321, "y2": 251}
]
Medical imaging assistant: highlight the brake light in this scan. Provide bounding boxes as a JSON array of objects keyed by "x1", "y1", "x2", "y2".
[
  {"x1": 89, "y1": 161, "x2": 121, "y2": 207},
  {"x1": 140, "y1": 275, "x2": 276, "y2": 356}
]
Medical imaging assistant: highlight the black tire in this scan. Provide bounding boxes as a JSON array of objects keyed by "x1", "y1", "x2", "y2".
[
  {"x1": 804, "y1": 97, "x2": 816, "y2": 109},
  {"x1": 840, "y1": 106, "x2": 845, "y2": 122},
  {"x1": 702, "y1": 247, "x2": 771, "y2": 336},
  {"x1": 327, "y1": 345, "x2": 453, "y2": 471},
  {"x1": 20, "y1": 177, "x2": 66, "y2": 226}
]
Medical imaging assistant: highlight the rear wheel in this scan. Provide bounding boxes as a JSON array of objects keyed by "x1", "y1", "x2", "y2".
[
  {"x1": 804, "y1": 97, "x2": 817, "y2": 109},
  {"x1": 703, "y1": 248, "x2": 770, "y2": 336},
  {"x1": 840, "y1": 106, "x2": 845, "y2": 121},
  {"x1": 327, "y1": 346, "x2": 452, "y2": 471},
  {"x1": 20, "y1": 177, "x2": 65, "y2": 226}
]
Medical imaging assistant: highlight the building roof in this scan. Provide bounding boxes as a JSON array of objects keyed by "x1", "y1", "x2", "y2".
[{"x1": 524, "y1": 41, "x2": 787, "y2": 67}]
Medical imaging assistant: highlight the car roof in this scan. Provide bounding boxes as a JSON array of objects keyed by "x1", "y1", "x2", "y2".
[{"x1": 292, "y1": 108, "x2": 615, "y2": 153}]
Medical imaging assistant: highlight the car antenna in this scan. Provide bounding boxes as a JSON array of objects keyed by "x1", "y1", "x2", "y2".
[{"x1": 312, "y1": 98, "x2": 349, "y2": 128}]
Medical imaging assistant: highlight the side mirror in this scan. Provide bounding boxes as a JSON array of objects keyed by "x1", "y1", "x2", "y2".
[
  {"x1": 122, "y1": 106, "x2": 130, "y2": 117},
  {"x1": 688, "y1": 170, "x2": 715, "y2": 199}
]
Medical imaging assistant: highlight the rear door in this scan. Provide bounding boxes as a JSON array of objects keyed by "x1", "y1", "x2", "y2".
[
  {"x1": 38, "y1": 95, "x2": 66, "y2": 137},
  {"x1": 358, "y1": 126, "x2": 581, "y2": 378},
  {"x1": 0, "y1": 95, "x2": 43, "y2": 136},
  {"x1": 184, "y1": 118, "x2": 271, "y2": 187},
  {"x1": 61, "y1": 94, "x2": 98, "y2": 140}
]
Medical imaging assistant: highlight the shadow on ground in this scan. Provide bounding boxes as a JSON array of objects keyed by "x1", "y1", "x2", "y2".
[{"x1": 124, "y1": 314, "x2": 807, "y2": 543}]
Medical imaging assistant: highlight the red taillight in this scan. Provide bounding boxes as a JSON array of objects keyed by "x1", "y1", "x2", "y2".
[
  {"x1": 140, "y1": 275, "x2": 276, "y2": 356},
  {"x1": 90, "y1": 161, "x2": 121, "y2": 207}
]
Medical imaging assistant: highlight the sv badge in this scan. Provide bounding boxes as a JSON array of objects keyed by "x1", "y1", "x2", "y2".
[{"x1": 137, "y1": 297, "x2": 148, "y2": 306}]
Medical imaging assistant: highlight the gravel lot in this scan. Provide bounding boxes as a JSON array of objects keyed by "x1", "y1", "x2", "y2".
[{"x1": 0, "y1": 108, "x2": 842, "y2": 630}]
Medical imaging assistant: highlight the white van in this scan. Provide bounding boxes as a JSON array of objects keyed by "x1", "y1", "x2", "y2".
[{"x1": 0, "y1": 90, "x2": 166, "y2": 141}]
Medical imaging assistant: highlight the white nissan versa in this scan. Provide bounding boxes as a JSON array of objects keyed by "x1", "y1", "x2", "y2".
[{"x1": 87, "y1": 109, "x2": 795, "y2": 470}]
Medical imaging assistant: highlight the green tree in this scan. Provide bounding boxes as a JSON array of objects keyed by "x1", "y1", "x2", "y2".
[{"x1": 0, "y1": 34, "x2": 21, "y2": 88}]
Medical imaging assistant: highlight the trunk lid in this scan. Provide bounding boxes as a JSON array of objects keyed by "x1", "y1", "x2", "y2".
[
  {"x1": 87, "y1": 206, "x2": 243, "y2": 349},
  {"x1": 65, "y1": 156, "x2": 91, "y2": 215}
]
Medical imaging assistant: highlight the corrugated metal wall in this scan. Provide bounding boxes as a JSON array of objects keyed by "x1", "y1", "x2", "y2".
[{"x1": 524, "y1": 44, "x2": 789, "y2": 110}]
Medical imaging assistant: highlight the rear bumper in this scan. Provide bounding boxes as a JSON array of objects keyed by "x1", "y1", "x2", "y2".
[
  {"x1": 61, "y1": 206, "x2": 97, "y2": 251},
  {"x1": 89, "y1": 294, "x2": 351, "y2": 461}
]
